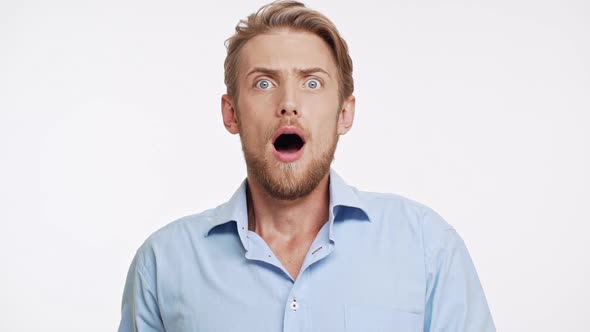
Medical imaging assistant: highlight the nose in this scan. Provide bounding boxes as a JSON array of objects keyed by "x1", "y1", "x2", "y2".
[
  {"x1": 280, "y1": 108, "x2": 298, "y2": 116},
  {"x1": 276, "y1": 84, "x2": 300, "y2": 118}
]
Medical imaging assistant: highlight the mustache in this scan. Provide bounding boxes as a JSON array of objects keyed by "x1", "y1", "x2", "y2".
[{"x1": 265, "y1": 119, "x2": 309, "y2": 142}]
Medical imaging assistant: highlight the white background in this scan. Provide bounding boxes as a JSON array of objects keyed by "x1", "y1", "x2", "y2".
[{"x1": 1, "y1": 0, "x2": 589, "y2": 331}]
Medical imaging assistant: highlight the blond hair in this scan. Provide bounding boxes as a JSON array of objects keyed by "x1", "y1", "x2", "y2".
[{"x1": 224, "y1": 1, "x2": 353, "y2": 103}]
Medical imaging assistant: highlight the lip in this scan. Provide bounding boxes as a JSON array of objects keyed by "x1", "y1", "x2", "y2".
[
  {"x1": 271, "y1": 126, "x2": 307, "y2": 144},
  {"x1": 271, "y1": 126, "x2": 306, "y2": 163}
]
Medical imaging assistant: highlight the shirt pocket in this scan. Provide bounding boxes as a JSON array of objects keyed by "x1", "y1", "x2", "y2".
[{"x1": 345, "y1": 304, "x2": 422, "y2": 332}]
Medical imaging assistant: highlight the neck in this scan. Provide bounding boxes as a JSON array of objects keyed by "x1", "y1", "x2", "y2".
[{"x1": 246, "y1": 172, "x2": 330, "y2": 242}]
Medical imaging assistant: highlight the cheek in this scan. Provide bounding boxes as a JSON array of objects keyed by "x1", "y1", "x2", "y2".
[
  {"x1": 238, "y1": 115, "x2": 274, "y2": 146},
  {"x1": 237, "y1": 97, "x2": 269, "y2": 124},
  {"x1": 309, "y1": 115, "x2": 338, "y2": 145},
  {"x1": 303, "y1": 91, "x2": 340, "y2": 114},
  {"x1": 240, "y1": 89, "x2": 277, "y2": 111}
]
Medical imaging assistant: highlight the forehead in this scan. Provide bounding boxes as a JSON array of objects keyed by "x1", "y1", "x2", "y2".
[{"x1": 238, "y1": 29, "x2": 337, "y2": 77}]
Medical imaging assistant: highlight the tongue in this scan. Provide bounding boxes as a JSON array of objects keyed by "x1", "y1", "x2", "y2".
[
  {"x1": 280, "y1": 145, "x2": 301, "y2": 153},
  {"x1": 273, "y1": 137, "x2": 304, "y2": 162}
]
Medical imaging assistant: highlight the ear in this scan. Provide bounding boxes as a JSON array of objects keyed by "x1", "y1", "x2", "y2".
[
  {"x1": 337, "y1": 95, "x2": 355, "y2": 135},
  {"x1": 221, "y1": 94, "x2": 240, "y2": 134}
]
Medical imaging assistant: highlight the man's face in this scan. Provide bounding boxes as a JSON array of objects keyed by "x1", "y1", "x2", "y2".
[{"x1": 222, "y1": 29, "x2": 355, "y2": 200}]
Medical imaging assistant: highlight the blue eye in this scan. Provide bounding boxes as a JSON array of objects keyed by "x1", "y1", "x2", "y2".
[
  {"x1": 306, "y1": 78, "x2": 321, "y2": 89},
  {"x1": 255, "y1": 79, "x2": 273, "y2": 90}
]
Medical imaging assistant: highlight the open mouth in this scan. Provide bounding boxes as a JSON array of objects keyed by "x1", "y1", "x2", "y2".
[
  {"x1": 273, "y1": 133, "x2": 305, "y2": 153},
  {"x1": 271, "y1": 127, "x2": 306, "y2": 162}
]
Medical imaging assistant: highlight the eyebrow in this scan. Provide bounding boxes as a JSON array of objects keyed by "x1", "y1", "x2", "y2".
[{"x1": 245, "y1": 67, "x2": 331, "y2": 79}]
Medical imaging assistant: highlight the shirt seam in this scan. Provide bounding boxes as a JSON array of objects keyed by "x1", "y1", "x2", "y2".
[
  {"x1": 137, "y1": 247, "x2": 160, "y2": 307},
  {"x1": 421, "y1": 207, "x2": 429, "y2": 308}
]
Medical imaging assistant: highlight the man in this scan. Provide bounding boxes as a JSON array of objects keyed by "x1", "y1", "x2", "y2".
[{"x1": 118, "y1": 1, "x2": 495, "y2": 331}]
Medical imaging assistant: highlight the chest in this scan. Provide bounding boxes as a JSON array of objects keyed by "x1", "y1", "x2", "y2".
[
  {"x1": 268, "y1": 237, "x2": 315, "y2": 280},
  {"x1": 156, "y1": 229, "x2": 427, "y2": 332}
]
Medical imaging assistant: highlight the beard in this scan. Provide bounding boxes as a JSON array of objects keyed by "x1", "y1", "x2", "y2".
[{"x1": 239, "y1": 122, "x2": 338, "y2": 201}]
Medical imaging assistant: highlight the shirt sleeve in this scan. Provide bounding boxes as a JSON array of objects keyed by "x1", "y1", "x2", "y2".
[
  {"x1": 422, "y1": 211, "x2": 496, "y2": 332},
  {"x1": 118, "y1": 248, "x2": 166, "y2": 332}
]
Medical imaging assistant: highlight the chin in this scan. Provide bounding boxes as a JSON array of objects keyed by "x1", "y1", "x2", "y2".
[
  {"x1": 257, "y1": 159, "x2": 329, "y2": 200},
  {"x1": 243, "y1": 138, "x2": 336, "y2": 200}
]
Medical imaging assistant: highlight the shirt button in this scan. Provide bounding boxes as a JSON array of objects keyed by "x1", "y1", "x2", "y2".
[{"x1": 290, "y1": 300, "x2": 299, "y2": 311}]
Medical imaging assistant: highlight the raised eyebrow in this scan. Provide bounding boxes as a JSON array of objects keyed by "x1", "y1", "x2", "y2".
[
  {"x1": 245, "y1": 67, "x2": 331, "y2": 79},
  {"x1": 245, "y1": 67, "x2": 279, "y2": 79},
  {"x1": 297, "y1": 67, "x2": 331, "y2": 77}
]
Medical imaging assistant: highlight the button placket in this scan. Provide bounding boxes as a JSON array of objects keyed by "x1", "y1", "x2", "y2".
[
  {"x1": 290, "y1": 297, "x2": 299, "y2": 311},
  {"x1": 283, "y1": 262, "x2": 316, "y2": 332}
]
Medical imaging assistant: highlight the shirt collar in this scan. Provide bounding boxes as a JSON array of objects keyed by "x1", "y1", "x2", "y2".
[
  {"x1": 327, "y1": 169, "x2": 370, "y2": 222},
  {"x1": 204, "y1": 168, "x2": 371, "y2": 237},
  {"x1": 203, "y1": 178, "x2": 249, "y2": 237}
]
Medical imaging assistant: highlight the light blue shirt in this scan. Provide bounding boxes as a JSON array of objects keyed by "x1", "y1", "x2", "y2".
[{"x1": 119, "y1": 170, "x2": 495, "y2": 331}]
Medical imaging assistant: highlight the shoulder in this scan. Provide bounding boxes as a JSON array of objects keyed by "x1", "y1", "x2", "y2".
[
  {"x1": 151, "y1": 208, "x2": 216, "y2": 242},
  {"x1": 134, "y1": 207, "x2": 218, "y2": 266},
  {"x1": 355, "y1": 189, "x2": 462, "y2": 255}
]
